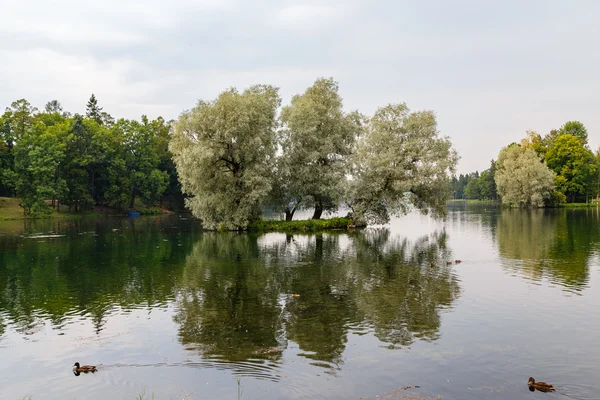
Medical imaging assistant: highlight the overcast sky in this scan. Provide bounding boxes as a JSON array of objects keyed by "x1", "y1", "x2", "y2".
[{"x1": 1, "y1": 0, "x2": 598, "y2": 173}]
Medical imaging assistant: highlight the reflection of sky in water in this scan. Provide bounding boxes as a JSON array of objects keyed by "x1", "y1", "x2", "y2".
[{"x1": 0, "y1": 208, "x2": 599, "y2": 400}]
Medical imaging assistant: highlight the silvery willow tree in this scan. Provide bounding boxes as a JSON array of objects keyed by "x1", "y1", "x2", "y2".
[
  {"x1": 495, "y1": 145, "x2": 556, "y2": 207},
  {"x1": 276, "y1": 78, "x2": 362, "y2": 220},
  {"x1": 169, "y1": 85, "x2": 280, "y2": 229},
  {"x1": 347, "y1": 103, "x2": 458, "y2": 225}
]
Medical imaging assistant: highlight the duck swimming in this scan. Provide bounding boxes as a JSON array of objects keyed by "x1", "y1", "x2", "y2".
[
  {"x1": 528, "y1": 377, "x2": 554, "y2": 392},
  {"x1": 73, "y1": 362, "x2": 97, "y2": 374}
]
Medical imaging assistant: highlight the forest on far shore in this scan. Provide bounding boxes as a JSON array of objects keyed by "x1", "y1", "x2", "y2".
[
  {"x1": 452, "y1": 121, "x2": 600, "y2": 205},
  {"x1": 0, "y1": 95, "x2": 183, "y2": 216}
]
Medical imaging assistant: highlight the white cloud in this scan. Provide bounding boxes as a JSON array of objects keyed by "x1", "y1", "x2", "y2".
[{"x1": 1, "y1": 0, "x2": 599, "y2": 173}]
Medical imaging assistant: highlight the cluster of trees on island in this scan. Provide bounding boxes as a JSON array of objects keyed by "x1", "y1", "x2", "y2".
[
  {"x1": 0, "y1": 96, "x2": 181, "y2": 215},
  {"x1": 170, "y1": 78, "x2": 458, "y2": 229},
  {"x1": 452, "y1": 121, "x2": 600, "y2": 207}
]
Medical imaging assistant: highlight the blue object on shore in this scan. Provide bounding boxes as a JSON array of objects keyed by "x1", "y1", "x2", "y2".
[{"x1": 128, "y1": 211, "x2": 141, "y2": 216}]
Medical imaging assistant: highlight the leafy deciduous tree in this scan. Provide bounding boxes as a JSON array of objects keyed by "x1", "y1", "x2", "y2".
[
  {"x1": 170, "y1": 85, "x2": 280, "y2": 229},
  {"x1": 545, "y1": 134, "x2": 596, "y2": 203},
  {"x1": 495, "y1": 145, "x2": 555, "y2": 207},
  {"x1": 348, "y1": 103, "x2": 458, "y2": 224},
  {"x1": 559, "y1": 120, "x2": 588, "y2": 145},
  {"x1": 279, "y1": 78, "x2": 362, "y2": 219}
]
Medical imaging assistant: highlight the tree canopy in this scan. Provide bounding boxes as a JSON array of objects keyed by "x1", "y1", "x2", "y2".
[
  {"x1": 0, "y1": 97, "x2": 179, "y2": 215},
  {"x1": 170, "y1": 85, "x2": 280, "y2": 230},
  {"x1": 545, "y1": 134, "x2": 596, "y2": 203},
  {"x1": 348, "y1": 103, "x2": 458, "y2": 224},
  {"x1": 459, "y1": 120, "x2": 597, "y2": 206},
  {"x1": 277, "y1": 78, "x2": 362, "y2": 220},
  {"x1": 495, "y1": 145, "x2": 555, "y2": 207},
  {"x1": 170, "y1": 79, "x2": 458, "y2": 229}
]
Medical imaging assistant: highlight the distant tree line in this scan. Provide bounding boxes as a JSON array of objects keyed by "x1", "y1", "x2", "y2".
[
  {"x1": 0, "y1": 96, "x2": 182, "y2": 216},
  {"x1": 451, "y1": 160, "x2": 498, "y2": 200},
  {"x1": 453, "y1": 121, "x2": 600, "y2": 207}
]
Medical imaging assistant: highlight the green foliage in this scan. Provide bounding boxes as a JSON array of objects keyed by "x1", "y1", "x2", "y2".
[
  {"x1": 495, "y1": 122, "x2": 597, "y2": 206},
  {"x1": 452, "y1": 160, "x2": 497, "y2": 201},
  {"x1": 521, "y1": 131, "x2": 547, "y2": 160},
  {"x1": 248, "y1": 217, "x2": 359, "y2": 232},
  {"x1": 545, "y1": 134, "x2": 596, "y2": 202},
  {"x1": 170, "y1": 85, "x2": 280, "y2": 230},
  {"x1": 559, "y1": 120, "x2": 588, "y2": 144},
  {"x1": 44, "y1": 100, "x2": 63, "y2": 114},
  {"x1": 86, "y1": 94, "x2": 103, "y2": 125},
  {"x1": 0, "y1": 98, "x2": 180, "y2": 218},
  {"x1": 545, "y1": 189, "x2": 567, "y2": 207},
  {"x1": 561, "y1": 202, "x2": 599, "y2": 208},
  {"x1": 112, "y1": 116, "x2": 170, "y2": 208},
  {"x1": 495, "y1": 145, "x2": 555, "y2": 207},
  {"x1": 348, "y1": 103, "x2": 458, "y2": 224},
  {"x1": 12, "y1": 120, "x2": 67, "y2": 215},
  {"x1": 464, "y1": 177, "x2": 481, "y2": 199},
  {"x1": 277, "y1": 78, "x2": 362, "y2": 219}
]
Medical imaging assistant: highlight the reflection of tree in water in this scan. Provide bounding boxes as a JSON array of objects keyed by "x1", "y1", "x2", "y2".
[
  {"x1": 174, "y1": 233, "x2": 285, "y2": 363},
  {"x1": 174, "y1": 229, "x2": 461, "y2": 367},
  {"x1": 283, "y1": 233, "x2": 359, "y2": 366},
  {"x1": 350, "y1": 229, "x2": 459, "y2": 348},
  {"x1": 0, "y1": 216, "x2": 199, "y2": 335},
  {"x1": 497, "y1": 208, "x2": 598, "y2": 290}
]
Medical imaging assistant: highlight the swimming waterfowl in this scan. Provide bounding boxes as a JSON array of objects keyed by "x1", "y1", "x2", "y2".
[
  {"x1": 446, "y1": 261, "x2": 453, "y2": 265},
  {"x1": 528, "y1": 377, "x2": 554, "y2": 392},
  {"x1": 429, "y1": 263, "x2": 435, "y2": 268},
  {"x1": 73, "y1": 362, "x2": 97, "y2": 373},
  {"x1": 455, "y1": 260, "x2": 462, "y2": 264}
]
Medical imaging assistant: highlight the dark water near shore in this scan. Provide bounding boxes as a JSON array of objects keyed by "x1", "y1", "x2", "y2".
[{"x1": 0, "y1": 206, "x2": 599, "y2": 400}]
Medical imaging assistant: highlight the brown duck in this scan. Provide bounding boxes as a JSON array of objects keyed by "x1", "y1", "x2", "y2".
[
  {"x1": 528, "y1": 377, "x2": 554, "y2": 392},
  {"x1": 455, "y1": 260, "x2": 462, "y2": 264},
  {"x1": 73, "y1": 362, "x2": 97, "y2": 374},
  {"x1": 446, "y1": 261, "x2": 453, "y2": 266}
]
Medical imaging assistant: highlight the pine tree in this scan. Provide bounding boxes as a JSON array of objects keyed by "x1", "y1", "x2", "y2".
[{"x1": 86, "y1": 94, "x2": 103, "y2": 125}]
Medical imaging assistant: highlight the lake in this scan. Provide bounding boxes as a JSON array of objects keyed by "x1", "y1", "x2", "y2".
[{"x1": 1, "y1": 206, "x2": 599, "y2": 400}]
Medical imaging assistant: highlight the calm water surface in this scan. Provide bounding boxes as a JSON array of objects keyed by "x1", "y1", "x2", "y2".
[{"x1": 1, "y1": 206, "x2": 599, "y2": 400}]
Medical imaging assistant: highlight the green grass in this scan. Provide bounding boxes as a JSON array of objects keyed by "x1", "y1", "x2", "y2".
[
  {"x1": 561, "y1": 202, "x2": 600, "y2": 208},
  {"x1": 132, "y1": 199, "x2": 169, "y2": 215},
  {"x1": 447, "y1": 199, "x2": 500, "y2": 204},
  {"x1": 248, "y1": 217, "x2": 363, "y2": 232},
  {"x1": 0, "y1": 197, "x2": 28, "y2": 220},
  {"x1": 0, "y1": 197, "x2": 167, "y2": 220}
]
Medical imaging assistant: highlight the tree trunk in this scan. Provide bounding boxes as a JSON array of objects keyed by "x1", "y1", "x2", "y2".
[
  {"x1": 285, "y1": 209, "x2": 295, "y2": 221},
  {"x1": 285, "y1": 203, "x2": 299, "y2": 221},
  {"x1": 312, "y1": 202, "x2": 323, "y2": 220},
  {"x1": 129, "y1": 192, "x2": 136, "y2": 209}
]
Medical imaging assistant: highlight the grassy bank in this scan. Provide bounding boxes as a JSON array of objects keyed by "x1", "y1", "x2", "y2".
[
  {"x1": 248, "y1": 217, "x2": 362, "y2": 232},
  {"x1": 561, "y1": 202, "x2": 600, "y2": 208},
  {"x1": 0, "y1": 197, "x2": 167, "y2": 220},
  {"x1": 447, "y1": 199, "x2": 500, "y2": 205}
]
